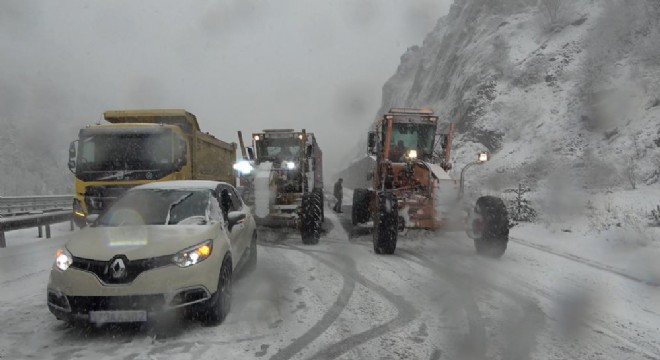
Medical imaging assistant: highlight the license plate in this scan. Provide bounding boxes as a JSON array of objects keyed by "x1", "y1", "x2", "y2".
[{"x1": 89, "y1": 310, "x2": 147, "y2": 323}]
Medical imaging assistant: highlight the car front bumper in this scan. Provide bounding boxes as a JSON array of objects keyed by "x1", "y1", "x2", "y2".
[{"x1": 47, "y1": 259, "x2": 221, "y2": 323}]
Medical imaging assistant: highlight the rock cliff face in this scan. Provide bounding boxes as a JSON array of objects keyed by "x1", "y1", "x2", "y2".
[{"x1": 377, "y1": 0, "x2": 660, "y2": 196}]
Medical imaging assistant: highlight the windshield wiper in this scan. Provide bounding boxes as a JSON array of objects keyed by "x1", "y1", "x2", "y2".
[
  {"x1": 96, "y1": 170, "x2": 144, "y2": 180},
  {"x1": 164, "y1": 192, "x2": 194, "y2": 225}
]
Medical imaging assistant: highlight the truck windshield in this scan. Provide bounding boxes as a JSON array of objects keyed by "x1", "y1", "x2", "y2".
[
  {"x1": 388, "y1": 122, "x2": 436, "y2": 162},
  {"x1": 256, "y1": 137, "x2": 301, "y2": 161},
  {"x1": 77, "y1": 132, "x2": 173, "y2": 173},
  {"x1": 97, "y1": 189, "x2": 211, "y2": 226}
]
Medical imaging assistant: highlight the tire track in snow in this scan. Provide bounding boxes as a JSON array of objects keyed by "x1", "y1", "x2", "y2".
[
  {"x1": 260, "y1": 242, "x2": 356, "y2": 360},
  {"x1": 397, "y1": 249, "x2": 490, "y2": 359},
  {"x1": 510, "y1": 236, "x2": 660, "y2": 287},
  {"x1": 291, "y1": 247, "x2": 417, "y2": 360},
  {"x1": 399, "y1": 248, "x2": 549, "y2": 360}
]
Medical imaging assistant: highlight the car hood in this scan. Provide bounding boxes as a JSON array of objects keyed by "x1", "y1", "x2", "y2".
[{"x1": 65, "y1": 225, "x2": 219, "y2": 261}]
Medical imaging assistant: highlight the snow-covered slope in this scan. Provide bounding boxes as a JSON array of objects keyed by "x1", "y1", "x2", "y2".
[
  {"x1": 0, "y1": 118, "x2": 71, "y2": 195},
  {"x1": 374, "y1": 0, "x2": 660, "y2": 242}
]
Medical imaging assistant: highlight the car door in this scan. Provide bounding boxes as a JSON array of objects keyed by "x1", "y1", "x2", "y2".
[
  {"x1": 217, "y1": 185, "x2": 248, "y2": 261},
  {"x1": 228, "y1": 186, "x2": 253, "y2": 250}
]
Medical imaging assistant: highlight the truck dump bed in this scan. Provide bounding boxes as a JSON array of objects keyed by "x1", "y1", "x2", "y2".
[{"x1": 104, "y1": 109, "x2": 236, "y2": 183}]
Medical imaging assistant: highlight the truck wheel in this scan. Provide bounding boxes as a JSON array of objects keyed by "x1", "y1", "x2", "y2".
[
  {"x1": 352, "y1": 189, "x2": 371, "y2": 225},
  {"x1": 301, "y1": 193, "x2": 321, "y2": 245},
  {"x1": 373, "y1": 192, "x2": 398, "y2": 255},
  {"x1": 471, "y1": 196, "x2": 509, "y2": 258},
  {"x1": 313, "y1": 188, "x2": 324, "y2": 223},
  {"x1": 202, "y1": 256, "x2": 232, "y2": 326}
]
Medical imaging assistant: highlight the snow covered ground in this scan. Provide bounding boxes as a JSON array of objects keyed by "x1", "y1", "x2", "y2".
[{"x1": 1, "y1": 203, "x2": 659, "y2": 360}]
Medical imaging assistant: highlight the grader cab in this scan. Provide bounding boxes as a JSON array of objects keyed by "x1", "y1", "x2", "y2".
[{"x1": 352, "y1": 108, "x2": 509, "y2": 257}]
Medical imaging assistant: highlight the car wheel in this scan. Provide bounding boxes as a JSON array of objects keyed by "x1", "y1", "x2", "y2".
[
  {"x1": 245, "y1": 232, "x2": 258, "y2": 273},
  {"x1": 202, "y1": 256, "x2": 232, "y2": 326}
]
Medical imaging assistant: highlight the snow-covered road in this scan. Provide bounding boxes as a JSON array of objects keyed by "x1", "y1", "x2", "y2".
[{"x1": 0, "y1": 204, "x2": 658, "y2": 360}]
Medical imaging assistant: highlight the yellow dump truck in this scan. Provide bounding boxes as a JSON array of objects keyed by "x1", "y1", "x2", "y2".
[{"x1": 67, "y1": 109, "x2": 236, "y2": 227}]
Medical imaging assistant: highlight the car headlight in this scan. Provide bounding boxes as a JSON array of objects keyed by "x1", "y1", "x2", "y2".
[
  {"x1": 55, "y1": 248, "x2": 73, "y2": 271},
  {"x1": 285, "y1": 161, "x2": 296, "y2": 170},
  {"x1": 173, "y1": 240, "x2": 213, "y2": 268}
]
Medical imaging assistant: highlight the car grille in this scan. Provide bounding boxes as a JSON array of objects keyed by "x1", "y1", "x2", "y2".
[
  {"x1": 67, "y1": 295, "x2": 166, "y2": 313},
  {"x1": 70, "y1": 255, "x2": 173, "y2": 284}
]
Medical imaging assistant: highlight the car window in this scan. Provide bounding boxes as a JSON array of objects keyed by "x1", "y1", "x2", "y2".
[
  {"x1": 208, "y1": 195, "x2": 224, "y2": 226},
  {"x1": 97, "y1": 189, "x2": 210, "y2": 226},
  {"x1": 228, "y1": 188, "x2": 243, "y2": 211},
  {"x1": 218, "y1": 185, "x2": 242, "y2": 212}
]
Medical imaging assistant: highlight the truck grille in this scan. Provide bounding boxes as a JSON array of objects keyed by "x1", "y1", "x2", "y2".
[{"x1": 84, "y1": 185, "x2": 134, "y2": 213}]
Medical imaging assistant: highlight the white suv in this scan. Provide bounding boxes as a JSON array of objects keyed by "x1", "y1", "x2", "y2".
[{"x1": 47, "y1": 180, "x2": 257, "y2": 326}]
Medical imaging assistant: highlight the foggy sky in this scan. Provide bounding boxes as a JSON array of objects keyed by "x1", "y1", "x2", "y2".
[{"x1": 0, "y1": 0, "x2": 451, "y2": 177}]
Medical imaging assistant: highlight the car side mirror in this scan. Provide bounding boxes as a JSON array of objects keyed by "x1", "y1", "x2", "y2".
[
  {"x1": 68, "y1": 160, "x2": 76, "y2": 171},
  {"x1": 227, "y1": 211, "x2": 246, "y2": 231},
  {"x1": 367, "y1": 132, "x2": 376, "y2": 155},
  {"x1": 86, "y1": 214, "x2": 99, "y2": 225},
  {"x1": 69, "y1": 141, "x2": 77, "y2": 158},
  {"x1": 220, "y1": 189, "x2": 232, "y2": 214},
  {"x1": 172, "y1": 138, "x2": 188, "y2": 170},
  {"x1": 174, "y1": 156, "x2": 186, "y2": 170}
]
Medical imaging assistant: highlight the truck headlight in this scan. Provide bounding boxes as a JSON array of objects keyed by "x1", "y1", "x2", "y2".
[
  {"x1": 407, "y1": 149, "x2": 418, "y2": 159},
  {"x1": 173, "y1": 240, "x2": 213, "y2": 268},
  {"x1": 73, "y1": 199, "x2": 85, "y2": 218},
  {"x1": 55, "y1": 248, "x2": 73, "y2": 271},
  {"x1": 285, "y1": 161, "x2": 296, "y2": 170}
]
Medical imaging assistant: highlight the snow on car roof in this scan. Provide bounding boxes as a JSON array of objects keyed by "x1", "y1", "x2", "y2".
[{"x1": 132, "y1": 180, "x2": 231, "y2": 191}]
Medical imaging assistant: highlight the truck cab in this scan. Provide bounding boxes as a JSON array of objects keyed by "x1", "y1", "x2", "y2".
[{"x1": 69, "y1": 109, "x2": 236, "y2": 227}]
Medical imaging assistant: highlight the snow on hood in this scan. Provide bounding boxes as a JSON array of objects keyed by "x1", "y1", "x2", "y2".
[{"x1": 65, "y1": 225, "x2": 218, "y2": 261}]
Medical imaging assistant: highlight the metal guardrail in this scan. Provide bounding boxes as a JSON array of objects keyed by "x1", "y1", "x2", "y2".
[
  {"x1": 0, "y1": 195, "x2": 74, "y2": 248},
  {"x1": 0, "y1": 195, "x2": 72, "y2": 215}
]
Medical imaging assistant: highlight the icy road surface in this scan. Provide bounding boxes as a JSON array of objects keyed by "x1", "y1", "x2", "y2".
[{"x1": 0, "y1": 206, "x2": 659, "y2": 360}]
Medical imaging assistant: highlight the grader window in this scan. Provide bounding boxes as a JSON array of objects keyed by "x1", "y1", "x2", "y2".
[{"x1": 388, "y1": 123, "x2": 435, "y2": 162}]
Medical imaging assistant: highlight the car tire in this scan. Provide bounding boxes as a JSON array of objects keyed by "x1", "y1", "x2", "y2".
[
  {"x1": 245, "y1": 232, "x2": 258, "y2": 273},
  {"x1": 202, "y1": 255, "x2": 232, "y2": 326},
  {"x1": 373, "y1": 192, "x2": 398, "y2": 255},
  {"x1": 472, "y1": 196, "x2": 509, "y2": 259}
]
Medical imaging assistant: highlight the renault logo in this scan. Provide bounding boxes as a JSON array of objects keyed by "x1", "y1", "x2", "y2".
[{"x1": 110, "y1": 258, "x2": 127, "y2": 280}]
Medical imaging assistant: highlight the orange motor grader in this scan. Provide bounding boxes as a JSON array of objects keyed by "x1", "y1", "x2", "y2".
[{"x1": 351, "y1": 108, "x2": 509, "y2": 257}]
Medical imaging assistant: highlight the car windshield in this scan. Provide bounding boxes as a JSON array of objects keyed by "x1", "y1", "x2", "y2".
[{"x1": 97, "y1": 189, "x2": 211, "y2": 226}]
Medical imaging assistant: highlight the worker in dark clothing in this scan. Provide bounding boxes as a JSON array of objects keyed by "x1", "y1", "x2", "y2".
[{"x1": 333, "y1": 178, "x2": 343, "y2": 213}]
